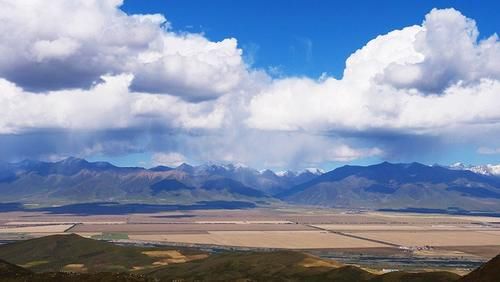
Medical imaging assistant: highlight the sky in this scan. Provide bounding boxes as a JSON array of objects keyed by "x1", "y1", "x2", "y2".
[{"x1": 0, "y1": 0, "x2": 499, "y2": 170}]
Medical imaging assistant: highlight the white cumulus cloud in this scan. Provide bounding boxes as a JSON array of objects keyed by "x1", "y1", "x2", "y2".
[
  {"x1": 327, "y1": 145, "x2": 383, "y2": 162},
  {"x1": 0, "y1": 74, "x2": 224, "y2": 134},
  {"x1": 0, "y1": 0, "x2": 247, "y2": 101},
  {"x1": 152, "y1": 152, "x2": 187, "y2": 167},
  {"x1": 247, "y1": 8, "x2": 500, "y2": 137},
  {"x1": 0, "y1": 3, "x2": 499, "y2": 168},
  {"x1": 477, "y1": 147, "x2": 500, "y2": 155}
]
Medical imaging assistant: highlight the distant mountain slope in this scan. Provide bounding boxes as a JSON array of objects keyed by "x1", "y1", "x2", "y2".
[
  {"x1": 279, "y1": 162, "x2": 500, "y2": 211},
  {"x1": 150, "y1": 179, "x2": 194, "y2": 195},
  {"x1": 201, "y1": 178, "x2": 267, "y2": 197},
  {"x1": 3, "y1": 158, "x2": 500, "y2": 211},
  {"x1": 450, "y1": 163, "x2": 500, "y2": 177},
  {"x1": 186, "y1": 163, "x2": 321, "y2": 195},
  {"x1": 0, "y1": 157, "x2": 317, "y2": 204}
]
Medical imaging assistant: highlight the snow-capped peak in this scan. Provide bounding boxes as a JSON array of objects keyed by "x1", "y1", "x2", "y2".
[
  {"x1": 449, "y1": 163, "x2": 500, "y2": 176},
  {"x1": 302, "y1": 167, "x2": 325, "y2": 175},
  {"x1": 450, "y1": 162, "x2": 466, "y2": 169},
  {"x1": 275, "y1": 170, "x2": 296, "y2": 177},
  {"x1": 199, "y1": 162, "x2": 249, "y2": 172}
]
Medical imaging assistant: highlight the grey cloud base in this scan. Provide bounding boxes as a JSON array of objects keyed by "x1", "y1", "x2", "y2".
[{"x1": 0, "y1": 1, "x2": 499, "y2": 168}]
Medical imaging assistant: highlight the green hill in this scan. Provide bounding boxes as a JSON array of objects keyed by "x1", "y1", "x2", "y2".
[
  {"x1": 0, "y1": 234, "x2": 204, "y2": 273},
  {"x1": 368, "y1": 271, "x2": 460, "y2": 282},
  {"x1": 1, "y1": 234, "x2": 494, "y2": 282},
  {"x1": 0, "y1": 272, "x2": 154, "y2": 282},
  {"x1": 0, "y1": 259, "x2": 32, "y2": 278},
  {"x1": 140, "y1": 250, "x2": 367, "y2": 281}
]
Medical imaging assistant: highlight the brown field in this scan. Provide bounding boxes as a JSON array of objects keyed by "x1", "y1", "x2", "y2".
[
  {"x1": 142, "y1": 250, "x2": 184, "y2": 258},
  {"x1": 313, "y1": 224, "x2": 499, "y2": 232},
  {"x1": 70, "y1": 223, "x2": 314, "y2": 233},
  {"x1": 129, "y1": 230, "x2": 387, "y2": 249},
  {"x1": 435, "y1": 245, "x2": 500, "y2": 258},
  {"x1": 0, "y1": 207, "x2": 498, "y2": 261},
  {"x1": 476, "y1": 230, "x2": 500, "y2": 236},
  {"x1": 366, "y1": 212, "x2": 500, "y2": 223},
  {"x1": 344, "y1": 230, "x2": 500, "y2": 247},
  {"x1": 194, "y1": 220, "x2": 293, "y2": 224},
  {"x1": 141, "y1": 249, "x2": 208, "y2": 265},
  {"x1": 0, "y1": 224, "x2": 74, "y2": 233},
  {"x1": 5, "y1": 221, "x2": 126, "y2": 225}
]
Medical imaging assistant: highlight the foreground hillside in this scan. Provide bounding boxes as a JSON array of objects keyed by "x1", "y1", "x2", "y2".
[
  {"x1": 1, "y1": 234, "x2": 496, "y2": 281},
  {"x1": 0, "y1": 234, "x2": 207, "y2": 273},
  {"x1": 459, "y1": 254, "x2": 500, "y2": 282}
]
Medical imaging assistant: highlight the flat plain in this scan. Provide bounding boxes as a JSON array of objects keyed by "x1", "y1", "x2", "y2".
[
  {"x1": 0, "y1": 206, "x2": 498, "y2": 274},
  {"x1": 129, "y1": 230, "x2": 386, "y2": 249}
]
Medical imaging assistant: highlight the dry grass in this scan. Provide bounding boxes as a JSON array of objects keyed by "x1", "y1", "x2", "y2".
[
  {"x1": 19, "y1": 260, "x2": 49, "y2": 268},
  {"x1": 62, "y1": 263, "x2": 87, "y2": 273},
  {"x1": 142, "y1": 250, "x2": 184, "y2": 259},
  {"x1": 298, "y1": 255, "x2": 342, "y2": 268},
  {"x1": 476, "y1": 231, "x2": 500, "y2": 236},
  {"x1": 313, "y1": 224, "x2": 429, "y2": 231},
  {"x1": 129, "y1": 230, "x2": 386, "y2": 249},
  {"x1": 5, "y1": 221, "x2": 126, "y2": 225},
  {"x1": 194, "y1": 220, "x2": 293, "y2": 224},
  {"x1": 73, "y1": 232, "x2": 103, "y2": 238},
  {"x1": 1, "y1": 208, "x2": 499, "y2": 253},
  {"x1": 70, "y1": 223, "x2": 313, "y2": 233},
  {"x1": 142, "y1": 250, "x2": 207, "y2": 266},
  {"x1": 0, "y1": 224, "x2": 74, "y2": 233},
  {"x1": 435, "y1": 245, "x2": 500, "y2": 259},
  {"x1": 345, "y1": 231, "x2": 500, "y2": 247},
  {"x1": 367, "y1": 212, "x2": 500, "y2": 223},
  {"x1": 313, "y1": 224, "x2": 499, "y2": 232}
]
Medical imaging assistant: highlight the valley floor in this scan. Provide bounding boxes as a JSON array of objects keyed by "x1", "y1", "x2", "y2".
[{"x1": 0, "y1": 205, "x2": 498, "y2": 275}]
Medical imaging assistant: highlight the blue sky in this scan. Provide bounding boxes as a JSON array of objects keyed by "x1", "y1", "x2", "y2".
[
  {"x1": 122, "y1": 0, "x2": 500, "y2": 79},
  {"x1": 0, "y1": 0, "x2": 499, "y2": 170},
  {"x1": 119, "y1": 0, "x2": 500, "y2": 168}
]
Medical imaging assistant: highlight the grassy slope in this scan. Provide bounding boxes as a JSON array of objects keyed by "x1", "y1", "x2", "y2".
[
  {"x1": 142, "y1": 250, "x2": 370, "y2": 281},
  {"x1": 0, "y1": 234, "x2": 480, "y2": 282},
  {"x1": 459, "y1": 254, "x2": 500, "y2": 282},
  {"x1": 0, "y1": 234, "x2": 201, "y2": 273},
  {"x1": 0, "y1": 272, "x2": 155, "y2": 282},
  {"x1": 368, "y1": 271, "x2": 461, "y2": 282},
  {"x1": 0, "y1": 259, "x2": 33, "y2": 278}
]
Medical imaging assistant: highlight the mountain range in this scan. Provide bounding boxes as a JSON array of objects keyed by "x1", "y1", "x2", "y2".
[
  {"x1": 0, "y1": 157, "x2": 320, "y2": 204},
  {"x1": 279, "y1": 162, "x2": 500, "y2": 211},
  {"x1": 0, "y1": 158, "x2": 500, "y2": 212},
  {"x1": 449, "y1": 162, "x2": 500, "y2": 176}
]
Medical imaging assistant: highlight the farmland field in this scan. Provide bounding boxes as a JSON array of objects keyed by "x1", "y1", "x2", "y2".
[
  {"x1": 0, "y1": 205, "x2": 498, "y2": 273},
  {"x1": 341, "y1": 231, "x2": 500, "y2": 247},
  {"x1": 128, "y1": 230, "x2": 386, "y2": 249}
]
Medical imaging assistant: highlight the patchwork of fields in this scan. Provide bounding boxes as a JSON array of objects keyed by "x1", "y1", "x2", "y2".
[{"x1": 0, "y1": 206, "x2": 499, "y2": 273}]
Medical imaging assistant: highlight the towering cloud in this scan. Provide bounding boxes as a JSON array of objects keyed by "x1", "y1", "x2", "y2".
[
  {"x1": 0, "y1": 2, "x2": 498, "y2": 168},
  {"x1": 0, "y1": 0, "x2": 246, "y2": 100},
  {"x1": 247, "y1": 8, "x2": 500, "y2": 136}
]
